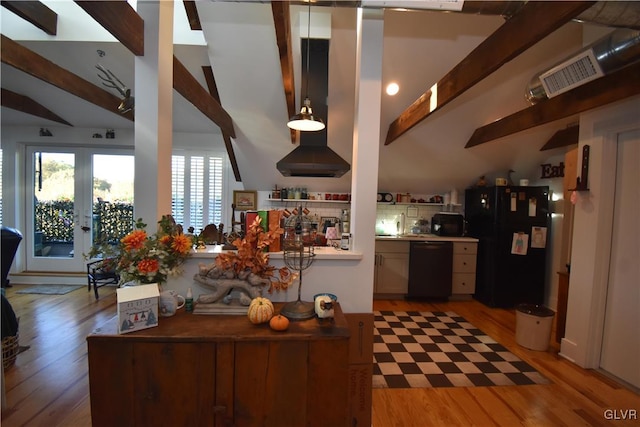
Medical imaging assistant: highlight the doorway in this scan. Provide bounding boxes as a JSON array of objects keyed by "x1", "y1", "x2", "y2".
[
  {"x1": 599, "y1": 129, "x2": 640, "y2": 388},
  {"x1": 25, "y1": 147, "x2": 134, "y2": 273}
]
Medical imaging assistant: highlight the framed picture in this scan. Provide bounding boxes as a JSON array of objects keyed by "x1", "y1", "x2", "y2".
[{"x1": 233, "y1": 190, "x2": 257, "y2": 211}]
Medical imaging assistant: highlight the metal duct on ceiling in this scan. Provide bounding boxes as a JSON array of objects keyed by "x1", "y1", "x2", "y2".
[{"x1": 525, "y1": 28, "x2": 640, "y2": 103}]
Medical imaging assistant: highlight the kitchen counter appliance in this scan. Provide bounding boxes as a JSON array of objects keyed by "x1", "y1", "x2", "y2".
[
  {"x1": 407, "y1": 241, "x2": 453, "y2": 299},
  {"x1": 431, "y1": 213, "x2": 464, "y2": 236}
]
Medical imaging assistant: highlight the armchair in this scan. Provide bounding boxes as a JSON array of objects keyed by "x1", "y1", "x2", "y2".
[{"x1": 1, "y1": 226, "x2": 23, "y2": 288}]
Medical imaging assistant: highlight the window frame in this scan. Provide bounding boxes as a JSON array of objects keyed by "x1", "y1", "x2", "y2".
[{"x1": 171, "y1": 149, "x2": 228, "y2": 235}]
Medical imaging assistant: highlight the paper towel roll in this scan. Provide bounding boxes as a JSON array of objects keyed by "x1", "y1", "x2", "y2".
[{"x1": 450, "y1": 189, "x2": 459, "y2": 205}]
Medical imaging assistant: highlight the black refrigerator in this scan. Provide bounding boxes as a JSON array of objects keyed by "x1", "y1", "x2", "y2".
[{"x1": 465, "y1": 186, "x2": 550, "y2": 308}]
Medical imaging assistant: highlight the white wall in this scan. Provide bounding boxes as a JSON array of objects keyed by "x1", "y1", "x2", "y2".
[{"x1": 561, "y1": 95, "x2": 640, "y2": 367}]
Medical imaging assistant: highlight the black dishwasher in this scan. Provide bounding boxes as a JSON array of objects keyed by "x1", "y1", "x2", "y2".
[{"x1": 407, "y1": 241, "x2": 453, "y2": 299}]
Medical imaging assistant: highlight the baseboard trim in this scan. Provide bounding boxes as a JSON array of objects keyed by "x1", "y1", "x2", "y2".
[{"x1": 9, "y1": 272, "x2": 86, "y2": 286}]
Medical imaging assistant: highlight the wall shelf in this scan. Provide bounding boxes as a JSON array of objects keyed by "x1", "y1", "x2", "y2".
[{"x1": 265, "y1": 199, "x2": 350, "y2": 204}]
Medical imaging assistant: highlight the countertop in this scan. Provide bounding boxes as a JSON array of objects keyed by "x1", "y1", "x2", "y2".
[
  {"x1": 191, "y1": 244, "x2": 363, "y2": 260},
  {"x1": 375, "y1": 234, "x2": 478, "y2": 243}
]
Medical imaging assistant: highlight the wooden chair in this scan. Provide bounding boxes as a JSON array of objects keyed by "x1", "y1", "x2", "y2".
[{"x1": 87, "y1": 258, "x2": 119, "y2": 300}]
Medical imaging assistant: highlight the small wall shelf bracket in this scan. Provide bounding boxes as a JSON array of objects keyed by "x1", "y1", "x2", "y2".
[{"x1": 569, "y1": 145, "x2": 590, "y2": 191}]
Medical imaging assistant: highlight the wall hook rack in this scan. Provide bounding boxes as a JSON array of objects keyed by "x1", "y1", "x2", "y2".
[{"x1": 569, "y1": 145, "x2": 590, "y2": 191}]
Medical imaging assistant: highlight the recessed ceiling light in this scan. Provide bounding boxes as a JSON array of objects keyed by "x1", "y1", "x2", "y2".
[{"x1": 386, "y1": 82, "x2": 399, "y2": 96}]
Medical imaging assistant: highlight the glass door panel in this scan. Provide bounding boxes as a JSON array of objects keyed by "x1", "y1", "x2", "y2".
[
  {"x1": 91, "y1": 154, "x2": 135, "y2": 254},
  {"x1": 27, "y1": 150, "x2": 81, "y2": 271}
]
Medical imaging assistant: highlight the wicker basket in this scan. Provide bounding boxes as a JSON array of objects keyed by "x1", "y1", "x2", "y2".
[{"x1": 2, "y1": 333, "x2": 19, "y2": 370}]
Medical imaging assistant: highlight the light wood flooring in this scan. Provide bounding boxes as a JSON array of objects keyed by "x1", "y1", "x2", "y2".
[{"x1": 1, "y1": 284, "x2": 639, "y2": 426}]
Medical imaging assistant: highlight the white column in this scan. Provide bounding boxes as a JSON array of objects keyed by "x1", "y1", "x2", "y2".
[
  {"x1": 134, "y1": 1, "x2": 174, "y2": 224},
  {"x1": 350, "y1": 8, "x2": 384, "y2": 311}
]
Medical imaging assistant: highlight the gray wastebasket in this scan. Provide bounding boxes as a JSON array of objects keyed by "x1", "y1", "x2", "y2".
[{"x1": 515, "y1": 304, "x2": 555, "y2": 351}]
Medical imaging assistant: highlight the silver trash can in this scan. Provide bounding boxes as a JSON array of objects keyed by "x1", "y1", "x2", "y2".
[{"x1": 515, "y1": 304, "x2": 555, "y2": 351}]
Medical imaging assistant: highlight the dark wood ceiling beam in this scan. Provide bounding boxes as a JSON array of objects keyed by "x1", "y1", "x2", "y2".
[
  {"x1": 384, "y1": 1, "x2": 596, "y2": 146},
  {"x1": 271, "y1": 1, "x2": 297, "y2": 144},
  {"x1": 1, "y1": 1, "x2": 57, "y2": 35},
  {"x1": 202, "y1": 66, "x2": 241, "y2": 182},
  {"x1": 183, "y1": 1, "x2": 201, "y2": 30},
  {"x1": 173, "y1": 56, "x2": 236, "y2": 139},
  {"x1": 465, "y1": 61, "x2": 640, "y2": 148},
  {"x1": 1, "y1": 35, "x2": 134, "y2": 121},
  {"x1": 540, "y1": 124, "x2": 579, "y2": 151},
  {"x1": 1, "y1": 88, "x2": 72, "y2": 126},
  {"x1": 74, "y1": 0, "x2": 144, "y2": 56}
]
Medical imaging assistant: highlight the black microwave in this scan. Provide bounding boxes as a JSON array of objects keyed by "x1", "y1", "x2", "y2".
[{"x1": 431, "y1": 213, "x2": 465, "y2": 237}]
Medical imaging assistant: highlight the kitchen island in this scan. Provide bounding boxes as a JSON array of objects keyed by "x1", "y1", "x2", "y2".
[{"x1": 374, "y1": 234, "x2": 478, "y2": 299}]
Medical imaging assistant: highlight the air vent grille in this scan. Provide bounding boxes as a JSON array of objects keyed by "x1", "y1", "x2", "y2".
[{"x1": 539, "y1": 49, "x2": 604, "y2": 98}]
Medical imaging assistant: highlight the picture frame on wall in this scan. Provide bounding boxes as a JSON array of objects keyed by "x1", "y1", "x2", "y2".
[{"x1": 233, "y1": 190, "x2": 257, "y2": 211}]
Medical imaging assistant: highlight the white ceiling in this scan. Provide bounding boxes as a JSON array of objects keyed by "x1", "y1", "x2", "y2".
[{"x1": 1, "y1": 1, "x2": 589, "y2": 194}]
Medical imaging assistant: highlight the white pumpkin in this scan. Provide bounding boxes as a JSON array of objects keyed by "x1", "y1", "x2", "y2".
[{"x1": 247, "y1": 297, "x2": 274, "y2": 324}]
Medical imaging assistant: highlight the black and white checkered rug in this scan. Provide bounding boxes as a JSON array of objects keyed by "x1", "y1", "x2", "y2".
[{"x1": 373, "y1": 311, "x2": 550, "y2": 389}]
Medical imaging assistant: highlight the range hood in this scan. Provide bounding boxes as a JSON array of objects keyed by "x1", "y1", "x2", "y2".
[
  {"x1": 277, "y1": 139, "x2": 350, "y2": 178},
  {"x1": 277, "y1": 38, "x2": 350, "y2": 178}
]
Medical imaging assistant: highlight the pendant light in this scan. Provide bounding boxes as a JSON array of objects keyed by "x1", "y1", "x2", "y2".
[{"x1": 287, "y1": 3, "x2": 325, "y2": 132}]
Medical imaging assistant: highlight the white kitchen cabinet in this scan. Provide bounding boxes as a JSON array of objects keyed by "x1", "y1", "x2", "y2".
[
  {"x1": 374, "y1": 241, "x2": 410, "y2": 295},
  {"x1": 451, "y1": 242, "x2": 477, "y2": 295}
]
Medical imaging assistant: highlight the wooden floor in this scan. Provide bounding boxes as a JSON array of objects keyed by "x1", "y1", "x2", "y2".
[{"x1": 2, "y1": 285, "x2": 639, "y2": 426}]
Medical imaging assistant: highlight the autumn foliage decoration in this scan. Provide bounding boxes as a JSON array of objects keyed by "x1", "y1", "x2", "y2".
[{"x1": 215, "y1": 217, "x2": 296, "y2": 293}]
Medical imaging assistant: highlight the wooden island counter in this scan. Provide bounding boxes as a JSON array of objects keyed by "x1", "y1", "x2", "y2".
[{"x1": 87, "y1": 303, "x2": 351, "y2": 427}]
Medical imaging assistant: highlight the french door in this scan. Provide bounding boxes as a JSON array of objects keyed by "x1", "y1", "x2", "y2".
[{"x1": 26, "y1": 147, "x2": 134, "y2": 273}]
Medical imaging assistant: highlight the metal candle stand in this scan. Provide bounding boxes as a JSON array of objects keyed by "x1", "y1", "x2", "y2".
[{"x1": 280, "y1": 210, "x2": 316, "y2": 320}]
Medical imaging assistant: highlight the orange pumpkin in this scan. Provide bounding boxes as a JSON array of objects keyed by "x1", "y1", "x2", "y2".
[
  {"x1": 269, "y1": 314, "x2": 290, "y2": 331},
  {"x1": 247, "y1": 297, "x2": 274, "y2": 324}
]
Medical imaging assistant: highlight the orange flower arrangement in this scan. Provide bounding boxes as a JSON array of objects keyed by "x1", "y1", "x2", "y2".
[{"x1": 115, "y1": 215, "x2": 193, "y2": 284}]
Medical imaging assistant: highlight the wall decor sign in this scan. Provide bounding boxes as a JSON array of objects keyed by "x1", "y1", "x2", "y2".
[
  {"x1": 233, "y1": 190, "x2": 257, "y2": 211},
  {"x1": 540, "y1": 162, "x2": 565, "y2": 179}
]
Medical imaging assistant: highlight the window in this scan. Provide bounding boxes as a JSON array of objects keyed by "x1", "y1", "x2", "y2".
[{"x1": 171, "y1": 153, "x2": 224, "y2": 234}]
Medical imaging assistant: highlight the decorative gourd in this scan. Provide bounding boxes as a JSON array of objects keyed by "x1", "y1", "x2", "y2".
[
  {"x1": 269, "y1": 314, "x2": 290, "y2": 331},
  {"x1": 247, "y1": 297, "x2": 274, "y2": 324}
]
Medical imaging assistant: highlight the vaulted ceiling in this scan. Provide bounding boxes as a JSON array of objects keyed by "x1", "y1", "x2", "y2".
[{"x1": 2, "y1": 1, "x2": 639, "y2": 193}]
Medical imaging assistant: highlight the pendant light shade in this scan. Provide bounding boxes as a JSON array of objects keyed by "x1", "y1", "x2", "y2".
[
  {"x1": 287, "y1": 97, "x2": 325, "y2": 131},
  {"x1": 287, "y1": 3, "x2": 325, "y2": 132}
]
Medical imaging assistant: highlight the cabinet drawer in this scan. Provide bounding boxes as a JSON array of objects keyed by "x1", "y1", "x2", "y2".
[
  {"x1": 452, "y1": 273, "x2": 476, "y2": 294},
  {"x1": 375, "y1": 241, "x2": 410, "y2": 253},
  {"x1": 453, "y1": 254, "x2": 476, "y2": 273},
  {"x1": 453, "y1": 242, "x2": 477, "y2": 255}
]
